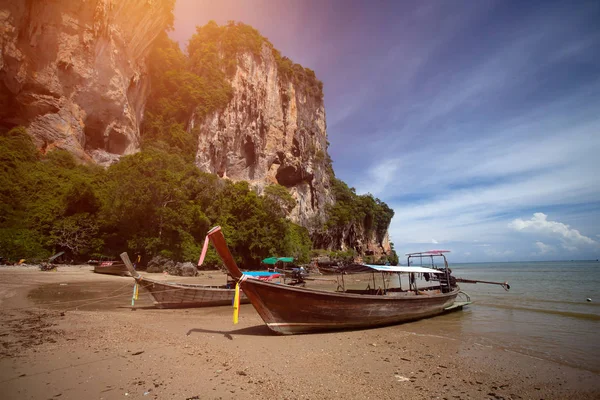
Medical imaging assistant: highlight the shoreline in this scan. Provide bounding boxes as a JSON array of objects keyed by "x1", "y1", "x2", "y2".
[{"x1": 1, "y1": 266, "x2": 599, "y2": 399}]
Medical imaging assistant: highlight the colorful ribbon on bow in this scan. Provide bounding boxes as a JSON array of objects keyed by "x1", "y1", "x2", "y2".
[
  {"x1": 233, "y1": 281, "x2": 240, "y2": 324},
  {"x1": 197, "y1": 234, "x2": 210, "y2": 267},
  {"x1": 131, "y1": 283, "x2": 139, "y2": 306}
]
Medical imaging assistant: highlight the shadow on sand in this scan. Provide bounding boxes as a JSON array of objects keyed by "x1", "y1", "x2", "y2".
[
  {"x1": 117, "y1": 305, "x2": 156, "y2": 310},
  {"x1": 186, "y1": 325, "x2": 274, "y2": 340}
]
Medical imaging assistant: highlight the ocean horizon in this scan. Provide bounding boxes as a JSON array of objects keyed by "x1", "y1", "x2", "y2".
[{"x1": 411, "y1": 259, "x2": 600, "y2": 265}]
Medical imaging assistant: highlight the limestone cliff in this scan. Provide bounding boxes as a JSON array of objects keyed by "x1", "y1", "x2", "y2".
[
  {"x1": 193, "y1": 44, "x2": 334, "y2": 227},
  {"x1": 0, "y1": 0, "x2": 174, "y2": 165}
]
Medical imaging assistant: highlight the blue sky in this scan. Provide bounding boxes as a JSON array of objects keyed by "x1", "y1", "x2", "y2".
[{"x1": 172, "y1": 0, "x2": 600, "y2": 262}]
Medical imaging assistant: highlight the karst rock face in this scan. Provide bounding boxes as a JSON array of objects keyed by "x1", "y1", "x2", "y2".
[
  {"x1": 0, "y1": 0, "x2": 173, "y2": 165},
  {"x1": 193, "y1": 45, "x2": 335, "y2": 227}
]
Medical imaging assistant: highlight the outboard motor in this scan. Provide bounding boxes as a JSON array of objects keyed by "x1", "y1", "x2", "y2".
[{"x1": 290, "y1": 267, "x2": 308, "y2": 286}]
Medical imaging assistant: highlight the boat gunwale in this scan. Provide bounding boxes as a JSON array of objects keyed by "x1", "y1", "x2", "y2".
[
  {"x1": 133, "y1": 276, "x2": 234, "y2": 291},
  {"x1": 240, "y1": 275, "x2": 460, "y2": 301}
]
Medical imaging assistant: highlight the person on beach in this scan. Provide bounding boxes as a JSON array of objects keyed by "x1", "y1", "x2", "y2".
[{"x1": 133, "y1": 254, "x2": 141, "y2": 270}]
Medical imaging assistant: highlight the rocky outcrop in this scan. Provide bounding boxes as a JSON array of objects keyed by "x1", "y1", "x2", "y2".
[
  {"x1": 194, "y1": 44, "x2": 334, "y2": 226},
  {"x1": 0, "y1": 0, "x2": 174, "y2": 165},
  {"x1": 146, "y1": 256, "x2": 197, "y2": 276}
]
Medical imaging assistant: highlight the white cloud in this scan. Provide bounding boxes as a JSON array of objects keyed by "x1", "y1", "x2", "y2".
[
  {"x1": 509, "y1": 213, "x2": 597, "y2": 251},
  {"x1": 485, "y1": 249, "x2": 515, "y2": 257},
  {"x1": 562, "y1": 244, "x2": 578, "y2": 252},
  {"x1": 534, "y1": 241, "x2": 555, "y2": 255},
  {"x1": 356, "y1": 159, "x2": 400, "y2": 197}
]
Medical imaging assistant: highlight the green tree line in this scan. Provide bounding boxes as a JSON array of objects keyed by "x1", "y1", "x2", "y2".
[
  {"x1": 319, "y1": 177, "x2": 398, "y2": 265},
  {"x1": 0, "y1": 128, "x2": 311, "y2": 267},
  {"x1": 326, "y1": 178, "x2": 395, "y2": 242}
]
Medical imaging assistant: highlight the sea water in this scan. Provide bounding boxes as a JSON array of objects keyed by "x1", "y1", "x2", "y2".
[{"x1": 406, "y1": 261, "x2": 600, "y2": 372}]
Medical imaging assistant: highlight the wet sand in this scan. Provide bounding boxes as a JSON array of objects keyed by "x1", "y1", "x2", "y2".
[{"x1": 1, "y1": 266, "x2": 599, "y2": 399}]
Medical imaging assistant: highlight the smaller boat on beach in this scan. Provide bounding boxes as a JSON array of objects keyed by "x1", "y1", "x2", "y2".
[
  {"x1": 119, "y1": 253, "x2": 281, "y2": 308},
  {"x1": 92, "y1": 260, "x2": 131, "y2": 277}
]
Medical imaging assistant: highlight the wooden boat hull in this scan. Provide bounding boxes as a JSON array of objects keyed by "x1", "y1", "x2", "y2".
[
  {"x1": 93, "y1": 263, "x2": 131, "y2": 277},
  {"x1": 135, "y1": 277, "x2": 249, "y2": 308},
  {"x1": 240, "y1": 277, "x2": 459, "y2": 334}
]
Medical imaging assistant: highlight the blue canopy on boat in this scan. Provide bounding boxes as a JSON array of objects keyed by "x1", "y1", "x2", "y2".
[
  {"x1": 243, "y1": 271, "x2": 281, "y2": 277},
  {"x1": 242, "y1": 271, "x2": 282, "y2": 281}
]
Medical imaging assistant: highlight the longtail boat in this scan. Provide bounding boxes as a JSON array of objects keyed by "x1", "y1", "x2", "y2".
[
  {"x1": 206, "y1": 226, "x2": 510, "y2": 334},
  {"x1": 119, "y1": 253, "x2": 281, "y2": 308},
  {"x1": 206, "y1": 226, "x2": 471, "y2": 335},
  {"x1": 93, "y1": 261, "x2": 131, "y2": 277}
]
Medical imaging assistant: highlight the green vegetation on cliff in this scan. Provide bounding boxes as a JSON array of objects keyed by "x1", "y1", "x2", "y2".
[
  {"x1": 317, "y1": 177, "x2": 397, "y2": 264},
  {"x1": 188, "y1": 20, "x2": 324, "y2": 100},
  {"x1": 142, "y1": 30, "x2": 233, "y2": 159},
  {"x1": 326, "y1": 178, "x2": 395, "y2": 243}
]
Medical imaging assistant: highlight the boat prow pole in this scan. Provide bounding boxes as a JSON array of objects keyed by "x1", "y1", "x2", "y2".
[
  {"x1": 120, "y1": 252, "x2": 141, "y2": 279},
  {"x1": 206, "y1": 226, "x2": 243, "y2": 280}
]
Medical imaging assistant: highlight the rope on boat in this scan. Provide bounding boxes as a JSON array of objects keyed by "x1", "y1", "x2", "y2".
[
  {"x1": 60, "y1": 284, "x2": 226, "y2": 312},
  {"x1": 58, "y1": 284, "x2": 226, "y2": 312},
  {"x1": 0, "y1": 281, "x2": 134, "y2": 311},
  {"x1": 0, "y1": 281, "x2": 220, "y2": 312}
]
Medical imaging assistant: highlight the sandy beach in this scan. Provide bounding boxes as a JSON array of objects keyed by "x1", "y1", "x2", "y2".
[{"x1": 1, "y1": 266, "x2": 599, "y2": 400}]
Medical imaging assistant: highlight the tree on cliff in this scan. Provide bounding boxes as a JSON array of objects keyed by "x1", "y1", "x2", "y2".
[{"x1": 326, "y1": 178, "x2": 395, "y2": 244}]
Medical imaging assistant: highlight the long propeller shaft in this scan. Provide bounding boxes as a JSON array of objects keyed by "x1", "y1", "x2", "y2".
[{"x1": 455, "y1": 277, "x2": 510, "y2": 291}]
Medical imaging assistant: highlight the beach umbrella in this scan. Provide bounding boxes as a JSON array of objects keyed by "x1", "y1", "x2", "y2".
[
  {"x1": 261, "y1": 257, "x2": 294, "y2": 265},
  {"x1": 261, "y1": 257, "x2": 279, "y2": 265}
]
